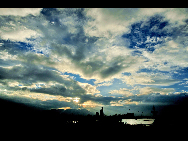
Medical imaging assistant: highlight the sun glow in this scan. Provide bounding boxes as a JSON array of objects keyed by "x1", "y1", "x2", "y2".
[{"x1": 73, "y1": 97, "x2": 80, "y2": 103}]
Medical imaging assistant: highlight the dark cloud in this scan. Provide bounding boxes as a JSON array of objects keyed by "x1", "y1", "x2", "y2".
[
  {"x1": 100, "y1": 57, "x2": 125, "y2": 78},
  {"x1": 30, "y1": 86, "x2": 66, "y2": 96},
  {"x1": 18, "y1": 53, "x2": 55, "y2": 66},
  {"x1": 130, "y1": 92, "x2": 188, "y2": 106},
  {"x1": 0, "y1": 63, "x2": 87, "y2": 97},
  {"x1": 39, "y1": 100, "x2": 74, "y2": 109},
  {"x1": 0, "y1": 59, "x2": 20, "y2": 67},
  {"x1": 0, "y1": 94, "x2": 74, "y2": 110},
  {"x1": 0, "y1": 65, "x2": 61, "y2": 84},
  {"x1": 29, "y1": 85, "x2": 119, "y2": 105},
  {"x1": 79, "y1": 93, "x2": 127, "y2": 106},
  {"x1": 31, "y1": 83, "x2": 85, "y2": 97},
  {"x1": 0, "y1": 40, "x2": 32, "y2": 55},
  {"x1": 0, "y1": 8, "x2": 130, "y2": 82},
  {"x1": 76, "y1": 60, "x2": 104, "y2": 78}
]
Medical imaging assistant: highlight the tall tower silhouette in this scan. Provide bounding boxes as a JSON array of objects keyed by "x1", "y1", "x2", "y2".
[
  {"x1": 100, "y1": 107, "x2": 104, "y2": 117},
  {"x1": 151, "y1": 105, "x2": 158, "y2": 118}
]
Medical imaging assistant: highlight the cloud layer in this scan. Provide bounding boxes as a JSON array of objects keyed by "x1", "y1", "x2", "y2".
[{"x1": 0, "y1": 8, "x2": 188, "y2": 115}]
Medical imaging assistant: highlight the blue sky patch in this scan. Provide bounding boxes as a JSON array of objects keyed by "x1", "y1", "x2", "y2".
[
  {"x1": 122, "y1": 15, "x2": 170, "y2": 53},
  {"x1": 64, "y1": 72, "x2": 95, "y2": 85}
]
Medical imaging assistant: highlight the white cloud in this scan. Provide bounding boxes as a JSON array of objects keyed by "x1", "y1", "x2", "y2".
[
  {"x1": 53, "y1": 42, "x2": 144, "y2": 83},
  {"x1": 78, "y1": 82, "x2": 100, "y2": 95},
  {"x1": 0, "y1": 51, "x2": 17, "y2": 60},
  {"x1": 59, "y1": 15, "x2": 80, "y2": 34},
  {"x1": 139, "y1": 8, "x2": 167, "y2": 16},
  {"x1": 109, "y1": 88, "x2": 133, "y2": 97},
  {"x1": 0, "y1": 28, "x2": 40, "y2": 42},
  {"x1": 122, "y1": 72, "x2": 179, "y2": 86},
  {"x1": 145, "y1": 36, "x2": 164, "y2": 44},
  {"x1": 79, "y1": 100, "x2": 103, "y2": 108},
  {"x1": 99, "y1": 45, "x2": 132, "y2": 62},
  {"x1": 0, "y1": 17, "x2": 42, "y2": 42},
  {"x1": 138, "y1": 87, "x2": 175, "y2": 96},
  {"x1": 0, "y1": 8, "x2": 42, "y2": 16},
  {"x1": 122, "y1": 73, "x2": 154, "y2": 86},
  {"x1": 140, "y1": 8, "x2": 188, "y2": 25},
  {"x1": 84, "y1": 8, "x2": 141, "y2": 38},
  {"x1": 164, "y1": 8, "x2": 188, "y2": 25},
  {"x1": 142, "y1": 39, "x2": 188, "y2": 71},
  {"x1": 95, "y1": 81, "x2": 113, "y2": 87},
  {"x1": 4, "y1": 88, "x2": 74, "y2": 103},
  {"x1": 110, "y1": 99, "x2": 139, "y2": 106},
  {"x1": 84, "y1": 8, "x2": 188, "y2": 39},
  {"x1": 0, "y1": 8, "x2": 146, "y2": 85},
  {"x1": 174, "y1": 91, "x2": 188, "y2": 95}
]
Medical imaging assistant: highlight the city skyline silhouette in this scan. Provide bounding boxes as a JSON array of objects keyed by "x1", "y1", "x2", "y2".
[{"x1": 1, "y1": 8, "x2": 188, "y2": 132}]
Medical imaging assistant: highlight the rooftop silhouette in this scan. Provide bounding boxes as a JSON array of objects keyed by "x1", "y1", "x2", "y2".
[{"x1": 1, "y1": 98, "x2": 188, "y2": 131}]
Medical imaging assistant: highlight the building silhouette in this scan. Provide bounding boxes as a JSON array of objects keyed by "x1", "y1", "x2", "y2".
[
  {"x1": 96, "y1": 112, "x2": 99, "y2": 117},
  {"x1": 126, "y1": 113, "x2": 134, "y2": 118},
  {"x1": 151, "y1": 105, "x2": 158, "y2": 118},
  {"x1": 100, "y1": 107, "x2": 104, "y2": 117}
]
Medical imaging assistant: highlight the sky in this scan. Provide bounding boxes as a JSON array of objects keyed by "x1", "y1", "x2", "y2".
[{"x1": 0, "y1": 8, "x2": 188, "y2": 116}]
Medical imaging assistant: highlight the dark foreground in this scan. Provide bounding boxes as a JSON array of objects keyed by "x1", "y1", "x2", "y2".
[{"x1": 0, "y1": 98, "x2": 187, "y2": 135}]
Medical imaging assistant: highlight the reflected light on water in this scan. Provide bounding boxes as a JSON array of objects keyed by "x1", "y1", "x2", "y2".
[{"x1": 122, "y1": 119, "x2": 155, "y2": 125}]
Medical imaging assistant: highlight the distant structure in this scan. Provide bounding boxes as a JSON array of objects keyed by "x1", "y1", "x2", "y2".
[
  {"x1": 100, "y1": 107, "x2": 104, "y2": 117},
  {"x1": 151, "y1": 105, "x2": 158, "y2": 118},
  {"x1": 96, "y1": 112, "x2": 99, "y2": 117},
  {"x1": 126, "y1": 113, "x2": 134, "y2": 118}
]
